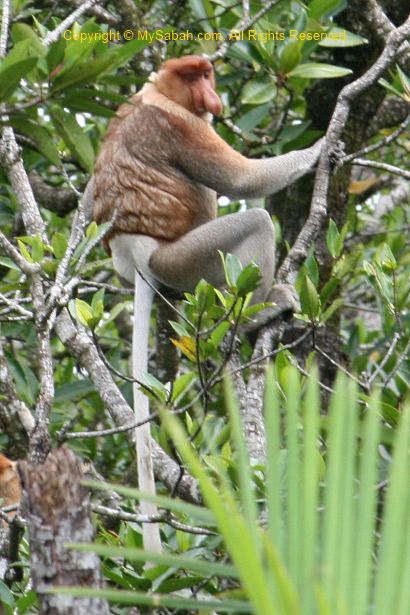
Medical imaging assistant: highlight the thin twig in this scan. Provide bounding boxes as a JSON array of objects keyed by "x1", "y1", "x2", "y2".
[
  {"x1": 209, "y1": 0, "x2": 284, "y2": 60},
  {"x1": 351, "y1": 158, "x2": 410, "y2": 179},
  {"x1": 382, "y1": 336, "x2": 410, "y2": 389},
  {"x1": 368, "y1": 331, "x2": 401, "y2": 387},
  {"x1": 43, "y1": 0, "x2": 100, "y2": 45},
  {"x1": 343, "y1": 112, "x2": 410, "y2": 164},
  {"x1": 314, "y1": 344, "x2": 365, "y2": 387},
  {"x1": 92, "y1": 504, "x2": 215, "y2": 535}
]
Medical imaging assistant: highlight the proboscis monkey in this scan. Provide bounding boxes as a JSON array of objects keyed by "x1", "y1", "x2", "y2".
[
  {"x1": 0, "y1": 453, "x2": 21, "y2": 521},
  {"x1": 88, "y1": 55, "x2": 324, "y2": 552}
]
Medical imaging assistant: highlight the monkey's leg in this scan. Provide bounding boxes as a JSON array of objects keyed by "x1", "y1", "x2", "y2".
[
  {"x1": 110, "y1": 235, "x2": 161, "y2": 285},
  {"x1": 149, "y1": 209, "x2": 275, "y2": 303},
  {"x1": 149, "y1": 209, "x2": 299, "y2": 327}
]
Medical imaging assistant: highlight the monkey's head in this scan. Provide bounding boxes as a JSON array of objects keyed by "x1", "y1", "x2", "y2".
[
  {"x1": 155, "y1": 56, "x2": 223, "y2": 118},
  {"x1": 0, "y1": 453, "x2": 21, "y2": 502},
  {"x1": 0, "y1": 453, "x2": 14, "y2": 477}
]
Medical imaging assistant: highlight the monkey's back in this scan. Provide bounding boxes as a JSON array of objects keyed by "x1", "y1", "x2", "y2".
[{"x1": 93, "y1": 95, "x2": 217, "y2": 242}]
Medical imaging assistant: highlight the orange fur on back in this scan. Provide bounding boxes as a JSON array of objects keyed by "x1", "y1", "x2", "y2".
[{"x1": 93, "y1": 57, "x2": 221, "y2": 244}]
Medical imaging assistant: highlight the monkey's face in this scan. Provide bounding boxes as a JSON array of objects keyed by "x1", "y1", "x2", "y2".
[
  {"x1": 156, "y1": 56, "x2": 223, "y2": 117},
  {"x1": 0, "y1": 454, "x2": 21, "y2": 503}
]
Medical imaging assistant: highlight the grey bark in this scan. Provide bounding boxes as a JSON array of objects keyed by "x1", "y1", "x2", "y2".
[{"x1": 19, "y1": 447, "x2": 109, "y2": 615}]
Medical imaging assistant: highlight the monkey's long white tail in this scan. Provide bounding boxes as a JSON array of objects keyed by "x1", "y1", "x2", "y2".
[{"x1": 133, "y1": 271, "x2": 162, "y2": 554}]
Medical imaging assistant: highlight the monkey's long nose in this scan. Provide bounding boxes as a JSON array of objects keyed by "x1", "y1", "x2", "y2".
[{"x1": 200, "y1": 80, "x2": 223, "y2": 116}]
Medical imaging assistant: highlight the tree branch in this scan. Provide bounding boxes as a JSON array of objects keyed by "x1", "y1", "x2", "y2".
[{"x1": 277, "y1": 12, "x2": 410, "y2": 283}]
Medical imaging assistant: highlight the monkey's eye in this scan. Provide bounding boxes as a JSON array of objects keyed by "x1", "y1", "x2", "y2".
[{"x1": 203, "y1": 72, "x2": 210, "y2": 79}]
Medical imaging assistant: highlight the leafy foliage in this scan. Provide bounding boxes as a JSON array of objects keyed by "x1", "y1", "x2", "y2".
[{"x1": 60, "y1": 368, "x2": 410, "y2": 614}]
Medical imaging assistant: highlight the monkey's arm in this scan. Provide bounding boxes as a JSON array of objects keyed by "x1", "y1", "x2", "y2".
[{"x1": 167, "y1": 112, "x2": 323, "y2": 199}]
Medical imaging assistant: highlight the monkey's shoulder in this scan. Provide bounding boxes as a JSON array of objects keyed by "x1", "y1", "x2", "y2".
[{"x1": 117, "y1": 100, "x2": 214, "y2": 146}]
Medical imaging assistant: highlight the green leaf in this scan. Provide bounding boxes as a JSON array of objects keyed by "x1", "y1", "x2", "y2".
[
  {"x1": 224, "y1": 253, "x2": 243, "y2": 287},
  {"x1": 237, "y1": 103, "x2": 271, "y2": 132},
  {"x1": 373, "y1": 403, "x2": 410, "y2": 615},
  {"x1": 0, "y1": 39, "x2": 35, "y2": 67},
  {"x1": 308, "y1": 0, "x2": 343, "y2": 19},
  {"x1": 72, "y1": 227, "x2": 111, "y2": 261},
  {"x1": 55, "y1": 379, "x2": 95, "y2": 403},
  {"x1": 290, "y1": 63, "x2": 353, "y2": 79},
  {"x1": 18, "y1": 235, "x2": 48, "y2": 263},
  {"x1": 138, "y1": 372, "x2": 168, "y2": 402},
  {"x1": 326, "y1": 218, "x2": 340, "y2": 258},
  {"x1": 319, "y1": 28, "x2": 368, "y2": 48},
  {"x1": 241, "y1": 79, "x2": 277, "y2": 105},
  {"x1": 321, "y1": 297, "x2": 343, "y2": 322},
  {"x1": 265, "y1": 364, "x2": 282, "y2": 553},
  {"x1": 0, "y1": 57, "x2": 38, "y2": 102},
  {"x1": 378, "y1": 78, "x2": 403, "y2": 99},
  {"x1": 74, "y1": 298, "x2": 95, "y2": 328},
  {"x1": 49, "y1": 105, "x2": 95, "y2": 172},
  {"x1": 195, "y1": 279, "x2": 215, "y2": 311},
  {"x1": 209, "y1": 321, "x2": 230, "y2": 346},
  {"x1": 46, "y1": 36, "x2": 66, "y2": 74},
  {"x1": 9, "y1": 117, "x2": 60, "y2": 166},
  {"x1": 378, "y1": 243, "x2": 397, "y2": 270},
  {"x1": 363, "y1": 260, "x2": 376, "y2": 277},
  {"x1": 278, "y1": 42, "x2": 302, "y2": 74},
  {"x1": 48, "y1": 586, "x2": 250, "y2": 612},
  {"x1": 51, "y1": 233, "x2": 68, "y2": 259},
  {"x1": 189, "y1": 0, "x2": 215, "y2": 32},
  {"x1": 168, "y1": 320, "x2": 191, "y2": 337},
  {"x1": 321, "y1": 376, "x2": 358, "y2": 612},
  {"x1": 305, "y1": 251, "x2": 320, "y2": 285},
  {"x1": 57, "y1": 91, "x2": 116, "y2": 118},
  {"x1": 299, "y1": 274, "x2": 320, "y2": 319},
  {"x1": 15, "y1": 589, "x2": 37, "y2": 612},
  {"x1": 0, "y1": 580, "x2": 15, "y2": 607},
  {"x1": 12, "y1": 23, "x2": 46, "y2": 55},
  {"x1": 50, "y1": 54, "x2": 115, "y2": 92},
  {"x1": 170, "y1": 372, "x2": 196, "y2": 402},
  {"x1": 85, "y1": 221, "x2": 98, "y2": 239},
  {"x1": 0, "y1": 257, "x2": 21, "y2": 271},
  {"x1": 350, "y1": 393, "x2": 380, "y2": 614},
  {"x1": 158, "y1": 576, "x2": 204, "y2": 593},
  {"x1": 91, "y1": 288, "x2": 105, "y2": 321},
  {"x1": 236, "y1": 262, "x2": 262, "y2": 296},
  {"x1": 50, "y1": 37, "x2": 147, "y2": 92},
  {"x1": 17, "y1": 239, "x2": 34, "y2": 263},
  {"x1": 30, "y1": 236, "x2": 44, "y2": 262},
  {"x1": 108, "y1": 37, "x2": 149, "y2": 68},
  {"x1": 69, "y1": 544, "x2": 238, "y2": 578},
  {"x1": 397, "y1": 65, "x2": 410, "y2": 99}
]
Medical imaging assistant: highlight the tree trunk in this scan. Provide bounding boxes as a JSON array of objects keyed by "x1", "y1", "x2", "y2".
[{"x1": 19, "y1": 447, "x2": 109, "y2": 615}]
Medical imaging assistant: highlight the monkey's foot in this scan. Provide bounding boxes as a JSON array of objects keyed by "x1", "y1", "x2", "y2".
[
  {"x1": 242, "y1": 283, "x2": 300, "y2": 332},
  {"x1": 265, "y1": 283, "x2": 301, "y2": 320}
]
